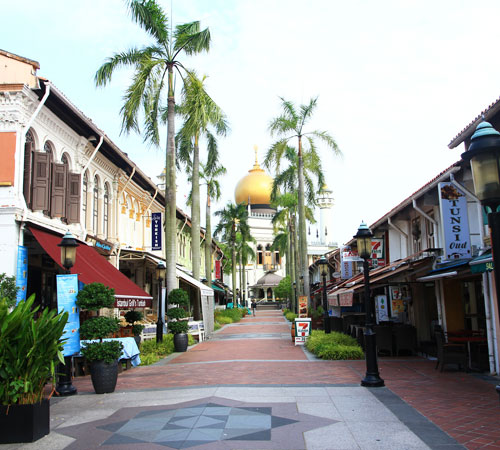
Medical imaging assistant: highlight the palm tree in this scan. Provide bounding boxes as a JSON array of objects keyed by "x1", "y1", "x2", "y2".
[
  {"x1": 214, "y1": 202, "x2": 249, "y2": 303},
  {"x1": 94, "y1": 0, "x2": 211, "y2": 296},
  {"x1": 235, "y1": 228, "x2": 255, "y2": 306},
  {"x1": 267, "y1": 97, "x2": 340, "y2": 300},
  {"x1": 176, "y1": 73, "x2": 228, "y2": 289},
  {"x1": 200, "y1": 163, "x2": 226, "y2": 287}
]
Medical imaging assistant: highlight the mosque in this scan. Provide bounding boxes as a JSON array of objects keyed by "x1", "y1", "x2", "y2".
[{"x1": 233, "y1": 148, "x2": 336, "y2": 304}]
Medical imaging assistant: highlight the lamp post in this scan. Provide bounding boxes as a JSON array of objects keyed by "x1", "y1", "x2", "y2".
[
  {"x1": 156, "y1": 261, "x2": 166, "y2": 343},
  {"x1": 56, "y1": 231, "x2": 79, "y2": 396},
  {"x1": 355, "y1": 222, "x2": 384, "y2": 387},
  {"x1": 461, "y1": 121, "x2": 500, "y2": 398},
  {"x1": 317, "y1": 256, "x2": 331, "y2": 334}
]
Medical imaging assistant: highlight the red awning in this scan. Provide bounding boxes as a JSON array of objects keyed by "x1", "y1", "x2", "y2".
[{"x1": 29, "y1": 226, "x2": 152, "y2": 308}]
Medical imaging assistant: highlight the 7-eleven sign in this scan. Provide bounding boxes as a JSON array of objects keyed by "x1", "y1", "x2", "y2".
[{"x1": 294, "y1": 318, "x2": 311, "y2": 346}]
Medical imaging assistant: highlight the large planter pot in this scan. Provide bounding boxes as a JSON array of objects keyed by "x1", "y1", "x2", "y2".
[
  {"x1": 90, "y1": 360, "x2": 119, "y2": 394},
  {"x1": 291, "y1": 323, "x2": 296, "y2": 342},
  {"x1": 0, "y1": 399, "x2": 49, "y2": 444},
  {"x1": 174, "y1": 333, "x2": 189, "y2": 352}
]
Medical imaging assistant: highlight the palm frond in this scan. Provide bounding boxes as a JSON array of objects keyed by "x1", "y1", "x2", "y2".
[
  {"x1": 127, "y1": 0, "x2": 169, "y2": 46},
  {"x1": 173, "y1": 22, "x2": 211, "y2": 57}
]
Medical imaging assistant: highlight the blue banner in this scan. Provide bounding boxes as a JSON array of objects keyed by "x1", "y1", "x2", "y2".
[
  {"x1": 56, "y1": 274, "x2": 81, "y2": 356},
  {"x1": 15, "y1": 245, "x2": 28, "y2": 305},
  {"x1": 438, "y1": 182, "x2": 471, "y2": 261},
  {"x1": 152, "y1": 212, "x2": 162, "y2": 251}
]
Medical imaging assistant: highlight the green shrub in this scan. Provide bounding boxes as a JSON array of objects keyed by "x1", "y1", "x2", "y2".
[
  {"x1": 124, "y1": 310, "x2": 143, "y2": 325},
  {"x1": 216, "y1": 308, "x2": 243, "y2": 322},
  {"x1": 214, "y1": 322, "x2": 221, "y2": 331},
  {"x1": 216, "y1": 316, "x2": 232, "y2": 325},
  {"x1": 80, "y1": 316, "x2": 120, "y2": 340},
  {"x1": 283, "y1": 308, "x2": 290, "y2": 316},
  {"x1": 76, "y1": 283, "x2": 115, "y2": 310},
  {"x1": 0, "y1": 295, "x2": 67, "y2": 405},
  {"x1": 285, "y1": 311, "x2": 297, "y2": 321},
  {"x1": 167, "y1": 289, "x2": 190, "y2": 335},
  {"x1": 168, "y1": 320, "x2": 189, "y2": 334},
  {"x1": 0, "y1": 273, "x2": 19, "y2": 309},
  {"x1": 81, "y1": 340, "x2": 124, "y2": 364},
  {"x1": 138, "y1": 334, "x2": 195, "y2": 366},
  {"x1": 306, "y1": 330, "x2": 363, "y2": 360},
  {"x1": 168, "y1": 288, "x2": 189, "y2": 307}
]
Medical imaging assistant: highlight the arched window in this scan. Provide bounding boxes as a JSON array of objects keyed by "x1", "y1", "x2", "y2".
[
  {"x1": 23, "y1": 130, "x2": 35, "y2": 206},
  {"x1": 275, "y1": 251, "x2": 280, "y2": 265},
  {"x1": 93, "y1": 176, "x2": 99, "y2": 234},
  {"x1": 83, "y1": 172, "x2": 88, "y2": 226},
  {"x1": 103, "y1": 183, "x2": 110, "y2": 239},
  {"x1": 257, "y1": 245, "x2": 263, "y2": 265}
]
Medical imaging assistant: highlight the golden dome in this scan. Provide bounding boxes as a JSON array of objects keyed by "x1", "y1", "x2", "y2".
[{"x1": 235, "y1": 146, "x2": 273, "y2": 205}]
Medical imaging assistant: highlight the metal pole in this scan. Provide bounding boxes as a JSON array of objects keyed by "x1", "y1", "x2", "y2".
[
  {"x1": 361, "y1": 258, "x2": 384, "y2": 387},
  {"x1": 486, "y1": 211, "x2": 500, "y2": 398},
  {"x1": 322, "y1": 272, "x2": 331, "y2": 333},
  {"x1": 156, "y1": 278, "x2": 163, "y2": 343}
]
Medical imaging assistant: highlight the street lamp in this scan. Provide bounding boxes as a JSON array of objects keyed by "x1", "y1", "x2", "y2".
[
  {"x1": 461, "y1": 121, "x2": 500, "y2": 398},
  {"x1": 56, "y1": 231, "x2": 79, "y2": 396},
  {"x1": 317, "y1": 256, "x2": 331, "y2": 334},
  {"x1": 236, "y1": 288, "x2": 239, "y2": 307},
  {"x1": 156, "y1": 261, "x2": 166, "y2": 343},
  {"x1": 354, "y1": 222, "x2": 384, "y2": 387}
]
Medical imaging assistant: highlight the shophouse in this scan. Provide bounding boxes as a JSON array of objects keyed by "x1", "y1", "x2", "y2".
[
  {"x1": 323, "y1": 159, "x2": 497, "y2": 373},
  {"x1": 0, "y1": 50, "x2": 221, "y2": 331}
]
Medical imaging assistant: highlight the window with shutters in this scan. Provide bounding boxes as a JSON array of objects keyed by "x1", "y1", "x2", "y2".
[
  {"x1": 93, "y1": 176, "x2": 99, "y2": 234},
  {"x1": 23, "y1": 130, "x2": 35, "y2": 207},
  {"x1": 103, "y1": 183, "x2": 109, "y2": 239},
  {"x1": 82, "y1": 172, "x2": 88, "y2": 227},
  {"x1": 32, "y1": 151, "x2": 50, "y2": 211},
  {"x1": 257, "y1": 245, "x2": 263, "y2": 265}
]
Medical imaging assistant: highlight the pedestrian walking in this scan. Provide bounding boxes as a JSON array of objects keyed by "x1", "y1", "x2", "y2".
[{"x1": 251, "y1": 300, "x2": 257, "y2": 316}]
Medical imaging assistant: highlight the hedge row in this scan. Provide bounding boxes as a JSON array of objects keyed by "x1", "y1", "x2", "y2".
[{"x1": 306, "y1": 330, "x2": 364, "y2": 360}]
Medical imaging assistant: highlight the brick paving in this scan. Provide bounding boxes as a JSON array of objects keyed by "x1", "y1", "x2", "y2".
[{"x1": 72, "y1": 309, "x2": 500, "y2": 449}]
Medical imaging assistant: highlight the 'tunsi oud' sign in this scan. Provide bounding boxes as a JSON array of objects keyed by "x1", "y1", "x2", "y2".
[{"x1": 438, "y1": 182, "x2": 471, "y2": 260}]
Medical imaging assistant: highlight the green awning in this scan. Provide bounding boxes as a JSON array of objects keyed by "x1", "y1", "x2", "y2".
[
  {"x1": 211, "y1": 283, "x2": 226, "y2": 293},
  {"x1": 470, "y1": 252, "x2": 493, "y2": 274}
]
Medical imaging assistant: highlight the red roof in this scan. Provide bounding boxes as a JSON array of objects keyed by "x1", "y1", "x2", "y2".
[{"x1": 29, "y1": 226, "x2": 152, "y2": 306}]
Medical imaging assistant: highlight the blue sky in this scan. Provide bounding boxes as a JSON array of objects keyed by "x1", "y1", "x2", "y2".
[{"x1": 3, "y1": 0, "x2": 500, "y2": 244}]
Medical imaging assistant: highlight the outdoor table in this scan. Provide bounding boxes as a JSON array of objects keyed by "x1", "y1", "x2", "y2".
[
  {"x1": 448, "y1": 336, "x2": 487, "y2": 370},
  {"x1": 80, "y1": 337, "x2": 141, "y2": 367}
]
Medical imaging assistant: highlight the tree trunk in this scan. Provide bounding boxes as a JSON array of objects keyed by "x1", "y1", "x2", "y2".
[
  {"x1": 231, "y1": 246, "x2": 237, "y2": 306},
  {"x1": 286, "y1": 228, "x2": 291, "y2": 279},
  {"x1": 292, "y1": 215, "x2": 300, "y2": 311},
  {"x1": 204, "y1": 194, "x2": 212, "y2": 286},
  {"x1": 242, "y1": 256, "x2": 247, "y2": 308},
  {"x1": 239, "y1": 251, "x2": 243, "y2": 307},
  {"x1": 165, "y1": 68, "x2": 178, "y2": 297},
  {"x1": 297, "y1": 138, "x2": 310, "y2": 302},
  {"x1": 191, "y1": 135, "x2": 201, "y2": 320}
]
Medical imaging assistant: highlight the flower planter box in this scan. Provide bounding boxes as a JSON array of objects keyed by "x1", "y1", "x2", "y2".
[{"x1": 0, "y1": 399, "x2": 49, "y2": 444}]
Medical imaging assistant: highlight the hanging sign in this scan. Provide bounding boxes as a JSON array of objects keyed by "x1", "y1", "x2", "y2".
[
  {"x1": 56, "y1": 274, "x2": 80, "y2": 357},
  {"x1": 15, "y1": 245, "x2": 28, "y2": 304},
  {"x1": 152, "y1": 212, "x2": 162, "y2": 251},
  {"x1": 438, "y1": 182, "x2": 471, "y2": 260},
  {"x1": 215, "y1": 259, "x2": 221, "y2": 280}
]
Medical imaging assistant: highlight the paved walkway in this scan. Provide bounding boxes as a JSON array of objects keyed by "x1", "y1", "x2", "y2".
[{"x1": 4, "y1": 310, "x2": 499, "y2": 449}]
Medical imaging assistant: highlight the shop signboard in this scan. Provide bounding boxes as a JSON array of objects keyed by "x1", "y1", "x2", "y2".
[
  {"x1": 298, "y1": 295, "x2": 308, "y2": 317},
  {"x1": 152, "y1": 212, "x2": 162, "y2": 251},
  {"x1": 438, "y1": 182, "x2": 471, "y2": 260},
  {"x1": 375, "y1": 294, "x2": 389, "y2": 323},
  {"x1": 294, "y1": 318, "x2": 311, "y2": 345},
  {"x1": 215, "y1": 259, "x2": 221, "y2": 280},
  {"x1": 114, "y1": 296, "x2": 152, "y2": 309},
  {"x1": 15, "y1": 245, "x2": 28, "y2": 304},
  {"x1": 338, "y1": 290, "x2": 354, "y2": 307},
  {"x1": 56, "y1": 274, "x2": 80, "y2": 357}
]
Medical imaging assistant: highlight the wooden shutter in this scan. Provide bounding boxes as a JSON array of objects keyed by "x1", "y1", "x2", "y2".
[
  {"x1": 31, "y1": 152, "x2": 50, "y2": 211},
  {"x1": 50, "y1": 163, "x2": 67, "y2": 217},
  {"x1": 23, "y1": 142, "x2": 33, "y2": 207},
  {"x1": 66, "y1": 173, "x2": 81, "y2": 224}
]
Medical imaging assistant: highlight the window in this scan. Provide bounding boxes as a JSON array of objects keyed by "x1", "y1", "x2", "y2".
[
  {"x1": 103, "y1": 183, "x2": 109, "y2": 239},
  {"x1": 93, "y1": 176, "x2": 99, "y2": 234},
  {"x1": 257, "y1": 245, "x2": 263, "y2": 265},
  {"x1": 412, "y1": 217, "x2": 421, "y2": 253},
  {"x1": 83, "y1": 172, "x2": 88, "y2": 226},
  {"x1": 275, "y1": 251, "x2": 280, "y2": 265},
  {"x1": 23, "y1": 130, "x2": 35, "y2": 206},
  {"x1": 426, "y1": 212, "x2": 435, "y2": 249}
]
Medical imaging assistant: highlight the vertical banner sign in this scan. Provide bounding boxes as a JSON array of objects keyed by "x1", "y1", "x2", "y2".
[
  {"x1": 15, "y1": 245, "x2": 28, "y2": 304},
  {"x1": 215, "y1": 259, "x2": 221, "y2": 280},
  {"x1": 152, "y1": 212, "x2": 162, "y2": 251},
  {"x1": 56, "y1": 274, "x2": 81, "y2": 356},
  {"x1": 298, "y1": 295, "x2": 308, "y2": 318},
  {"x1": 375, "y1": 295, "x2": 389, "y2": 323},
  {"x1": 438, "y1": 182, "x2": 471, "y2": 260},
  {"x1": 341, "y1": 246, "x2": 357, "y2": 279}
]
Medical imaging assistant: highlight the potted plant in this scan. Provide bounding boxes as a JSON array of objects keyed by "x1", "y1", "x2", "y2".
[
  {"x1": 124, "y1": 310, "x2": 145, "y2": 346},
  {"x1": 167, "y1": 288, "x2": 190, "y2": 352},
  {"x1": 76, "y1": 283, "x2": 123, "y2": 394},
  {"x1": 0, "y1": 295, "x2": 68, "y2": 444}
]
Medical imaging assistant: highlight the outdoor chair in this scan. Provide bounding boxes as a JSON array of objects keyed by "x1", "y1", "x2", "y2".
[
  {"x1": 435, "y1": 330, "x2": 467, "y2": 372},
  {"x1": 374, "y1": 325, "x2": 393, "y2": 356}
]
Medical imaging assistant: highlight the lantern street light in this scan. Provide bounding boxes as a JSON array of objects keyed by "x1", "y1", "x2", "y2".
[
  {"x1": 317, "y1": 256, "x2": 331, "y2": 334},
  {"x1": 56, "y1": 231, "x2": 79, "y2": 396},
  {"x1": 156, "y1": 261, "x2": 166, "y2": 343},
  {"x1": 354, "y1": 222, "x2": 384, "y2": 387},
  {"x1": 461, "y1": 121, "x2": 500, "y2": 398}
]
